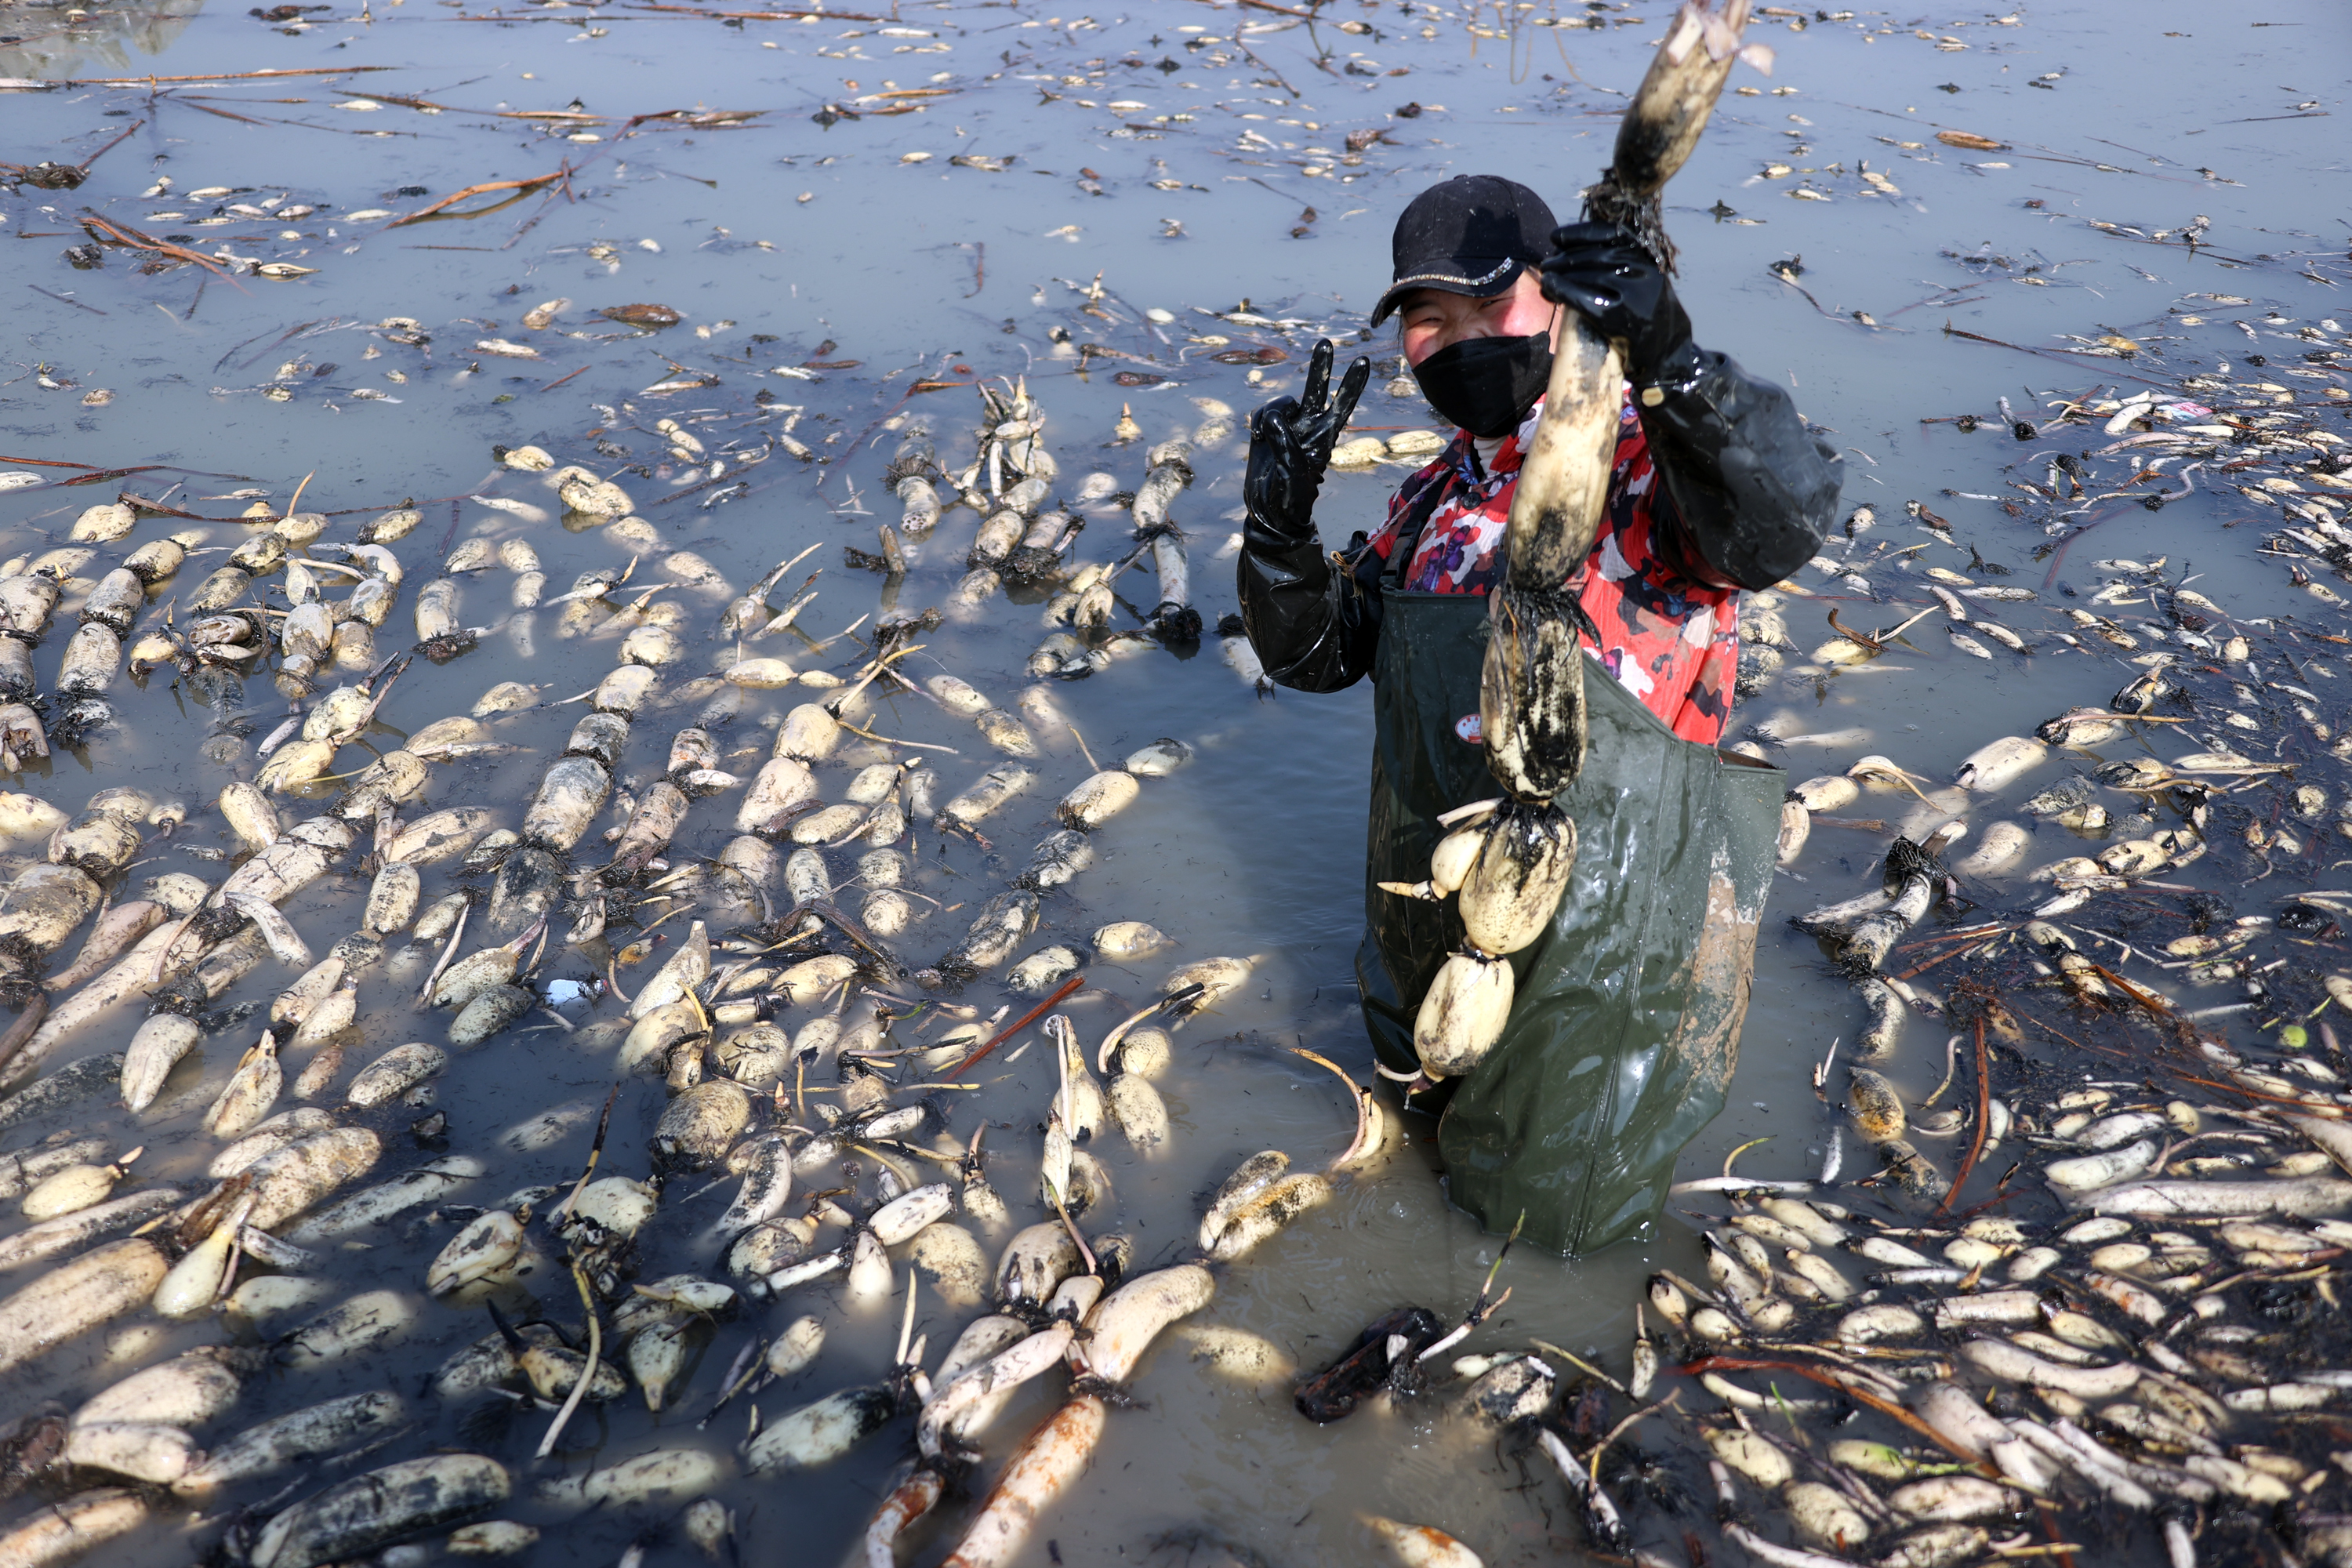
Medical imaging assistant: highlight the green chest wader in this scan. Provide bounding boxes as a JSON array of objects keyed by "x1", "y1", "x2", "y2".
[{"x1": 1354, "y1": 586, "x2": 1784, "y2": 1256}]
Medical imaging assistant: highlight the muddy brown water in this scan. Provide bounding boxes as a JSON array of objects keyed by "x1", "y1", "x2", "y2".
[{"x1": 0, "y1": 0, "x2": 2347, "y2": 1563}]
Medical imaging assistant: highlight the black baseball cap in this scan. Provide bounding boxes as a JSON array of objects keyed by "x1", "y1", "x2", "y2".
[{"x1": 1370, "y1": 174, "x2": 1559, "y2": 326}]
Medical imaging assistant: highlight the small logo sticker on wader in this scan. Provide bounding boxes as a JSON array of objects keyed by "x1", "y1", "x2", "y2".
[{"x1": 1455, "y1": 713, "x2": 1482, "y2": 744}]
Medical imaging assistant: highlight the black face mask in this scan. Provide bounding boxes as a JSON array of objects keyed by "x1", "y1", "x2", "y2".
[{"x1": 1411, "y1": 332, "x2": 1554, "y2": 440}]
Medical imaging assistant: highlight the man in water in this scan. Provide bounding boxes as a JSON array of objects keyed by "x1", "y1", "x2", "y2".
[{"x1": 1236, "y1": 174, "x2": 1841, "y2": 1251}]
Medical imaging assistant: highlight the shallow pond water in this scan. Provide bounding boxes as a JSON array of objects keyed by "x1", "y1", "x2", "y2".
[{"x1": 0, "y1": 0, "x2": 2347, "y2": 1563}]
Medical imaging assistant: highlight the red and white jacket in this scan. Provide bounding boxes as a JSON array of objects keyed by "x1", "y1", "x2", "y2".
[{"x1": 1364, "y1": 393, "x2": 1742, "y2": 746}]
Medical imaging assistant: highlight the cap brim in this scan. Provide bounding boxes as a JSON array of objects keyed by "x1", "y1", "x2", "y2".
[{"x1": 1369, "y1": 256, "x2": 1527, "y2": 326}]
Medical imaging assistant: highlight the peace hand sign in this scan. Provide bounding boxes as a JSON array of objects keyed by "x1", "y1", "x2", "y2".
[{"x1": 1244, "y1": 338, "x2": 1374, "y2": 543}]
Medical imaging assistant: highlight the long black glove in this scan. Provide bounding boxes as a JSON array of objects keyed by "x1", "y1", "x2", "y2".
[
  {"x1": 1537, "y1": 221, "x2": 1700, "y2": 389},
  {"x1": 1542, "y1": 221, "x2": 1839, "y2": 589},
  {"x1": 1244, "y1": 339, "x2": 1372, "y2": 543},
  {"x1": 1643, "y1": 352, "x2": 1844, "y2": 590},
  {"x1": 1236, "y1": 339, "x2": 1379, "y2": 692}
]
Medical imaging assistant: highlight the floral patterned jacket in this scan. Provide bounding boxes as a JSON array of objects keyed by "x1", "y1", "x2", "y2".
[{"x1": 1363, "y1": 394, "x2": 1741, "y2": 746}]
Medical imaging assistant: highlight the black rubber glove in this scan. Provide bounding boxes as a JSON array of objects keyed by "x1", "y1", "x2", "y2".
[
  {"x1": 1243, "y1": 338, "x2": 1373, "y2": 543},
  {"x1": 1238, "y1": 339, "x2": 1379, "y2": 693},
  {"x1": 1537, "y1": 221, "x2": 1700, "y2": 389},
  {"x1": 1645, "y1": 350, "x2": 1844, "y2": 590}
]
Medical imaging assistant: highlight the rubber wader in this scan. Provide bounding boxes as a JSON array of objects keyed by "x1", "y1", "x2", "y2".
[{"x1": 1356, "y1": 586, "x2": 1784, "y2": 1255}]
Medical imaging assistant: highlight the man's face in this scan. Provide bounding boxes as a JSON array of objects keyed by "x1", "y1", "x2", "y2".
[{"x1": 1396, "y1": 270, "x2": 1558, "y2": 369}]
